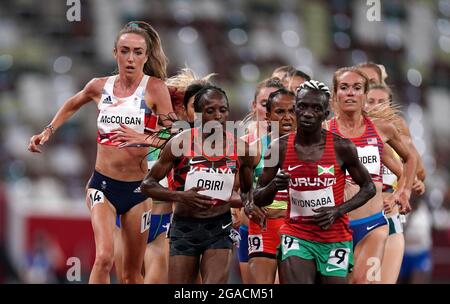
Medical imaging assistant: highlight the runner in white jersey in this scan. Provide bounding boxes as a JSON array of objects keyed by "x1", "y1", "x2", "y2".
[{"x1": 28, "y1": 21, "x2": 174, "y2": 284}]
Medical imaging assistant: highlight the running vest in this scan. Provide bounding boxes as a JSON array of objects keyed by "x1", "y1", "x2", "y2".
[
  {"x1": 254, "y1": 134, "x2": 287, "y2": 210},
  {"x1": 280, "y1": 131, "x2": 351, "y2": 242},
  {"x1": 172, "y1": 129, "x2": 239, "y2": 202},
  {"x1": 330, "y1": 116, "x2": 384, "y2": 183},
  {"x1": 97, "y1": 75, "x2": 158, "y2": 146}
]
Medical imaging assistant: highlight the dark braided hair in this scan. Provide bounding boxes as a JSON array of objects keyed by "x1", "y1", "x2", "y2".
[
  {"x1": 296, "y1": 80, "x2": 331, "y2": 107},
  {"x1": 193, "y1": 85, "x2": 229, "y2": 113}
]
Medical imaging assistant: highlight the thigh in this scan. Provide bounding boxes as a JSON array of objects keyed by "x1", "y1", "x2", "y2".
[
  {"x1": 352, "y1": 225, "x2": 388, "y2": 284},
  {"x1": 169, "y1": 255, "x2": 200, "y2": 284},
  {"x1": 88, "y1": 188, "x2": 116, "y2": 255},
  {"x1": 120, "y1": 199, "x2": 150, "y2": 272},
  {"x1": 144, "y1": 232, "x2": 169, "y2": 284},
  {"x1": 248, "y1": 257, "x2": 278, "y2": 284},
  {"x1": 113, "y1": 226, "x2": 124, "y2": 283},
  {"x1": 200, "y1": 248, "x2": 232, "y2": 284},
  {"x1": 380, "y1": 233, "x2": 404, "y2": 283},
  {"x1": 278, "y1": 256, "x2": 316, "y2": 284}
]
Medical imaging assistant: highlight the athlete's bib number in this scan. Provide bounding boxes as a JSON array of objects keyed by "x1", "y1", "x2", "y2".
[
  {"x1": 354, "y1": 145, "x2": 381, "y2": 176},
  {"x1": 185, "y1": 171, "x2": 234, "y2": 201},
  {"x1": 141, "y1": 210, "x2": 151, "y2": 233},
  {"x1": 289, "y1": 187, "x2": 335, "y2": 217},
  {"x1": 326, "y1": 248, "x2": 350, "y2": 270},
  {"x1": 382, "y1": 165, "x2": 397, "y2": 186},
  {"x1": 281, "y1": 235, "x2": 299, "y2": 254},
  {"x1": 248, "y1": 235, "x2": 263, "y2": 253},
  {"x1": 88, "y1": 189, "x2": 104, "y2": 209}
]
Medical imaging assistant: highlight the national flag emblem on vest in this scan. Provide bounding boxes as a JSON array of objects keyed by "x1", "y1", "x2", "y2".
[
  {"x1": 226, "y1": 160, "x2": 236, "y2": 169},
  {"x1": 318, "y1": 165, "x2": 334, "y2": 176},
  {"x1": 367, "y1": 137, "x2": 377, "y2": 145}
]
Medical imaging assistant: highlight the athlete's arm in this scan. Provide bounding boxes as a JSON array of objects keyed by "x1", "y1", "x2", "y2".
[
  {"x1": 311, "y1": 137, "x2": 376, "y2": 230},
  {"x1": 226, "y1": 169, "x2": 243, "y2": 208},
  {"x1": 140, "y1": 133, "x2": 214, "y2": 209},
  {"x1": 254, "y1": 136, "x2": 289, "y2": 207},
  {"x1": 381, "y1": 144, "x2": 403, "y2": 179},
  {"x1": 379, "y1": 121, "x2": 417, "y2": 214},
  {"x1": 397, "y1": 117, "x2": 426, "y2": 181},
  {"x1": 28, "y1": 78, "x2": 102, "y2": 153}
]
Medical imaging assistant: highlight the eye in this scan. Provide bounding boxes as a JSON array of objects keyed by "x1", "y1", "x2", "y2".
[
  {"x1": 121, "y1": 49, "x2": 128, "y2": 54},
  {"x1": 354, "y1": 85, "x2": 362, "y2": 91},
  {"x1": 314, "y1": 106, "x2": 322, "y2": 112},
  {"x1": 135, "y1": 51, "x2": 143, "y2": 55},
  {"x1": 220, "y1": 107, "x2": 228, "y2": 113},
  {"x1": 339, "y1": 85, "x2": 348, "y2": 90},
  {"x1": 261, "y1": 101, "x2": 267, "y2": 107}
]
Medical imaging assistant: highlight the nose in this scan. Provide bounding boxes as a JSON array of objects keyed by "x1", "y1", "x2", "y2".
[
  {"x1": 127, "y1": 52, "x2": 134, "y2": 63},
  {"x1": 302, "y1": 109, "x2": 314, "y2": 119},
  {"x1": 214, "y1": 110, "x2": 223, "y2": 121},
  {"x1": 347, "y1": 87, "x2": 355, "y2": 96}
]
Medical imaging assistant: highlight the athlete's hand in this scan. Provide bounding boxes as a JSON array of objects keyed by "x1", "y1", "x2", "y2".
[
  {"x1": 311, "y1": 206, "x2": 342, "y2": 230},
  {"x1": 412, "y1": 179, "x2": 425, "y2": 196},
  {"x1": 396, "y1": 188, "x2": 412, "y2": 215},
  {"x1": 231, "y1": 208, "x2": 241, "y2": 229},
  {"x1": 179, "y1": 186, "x2": 214, "y2": 209},
  {"x1": 28, "y1": 129, "x2": 52, "y2": 153},
  {"x1": 273, "y1": 170, "x2": 291, "y2": 191},
  {"x1": 383, "y1": 193, "x2": 396, "y2": 214},
  {"x1": 110, "y1": 124, "x2": 150, "y2": 148},
  {"x1": 244, "y1": 200, "x2": 267, "y2": 227}
]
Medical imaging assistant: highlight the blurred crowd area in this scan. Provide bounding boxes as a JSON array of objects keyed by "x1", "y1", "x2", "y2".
[{"x1": 0, "y1": 0, "x2": 450, "y2": 283}]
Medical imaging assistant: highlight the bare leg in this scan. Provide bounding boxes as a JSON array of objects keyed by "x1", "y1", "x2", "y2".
[
  {"x1": 200, "y1": 249, "x2": 232, "y2": 284},
  {"x1": 144, "y1": 232, "x2": 169, "y2": 283},
  {"x1": 120, "y1": 200, "x2": 149, "y2": 284},
  {"x1": 88, "y1": 192, "x2": 116, "y2": 284},
  {"x1": 278, "y1": 256, "x2": 316, "y2": 284},
  {"x1": 380, "y1": 232, "x2": 404, "y2": 283},
  {"x1": 169, "y1": 255, "x2": 200, "y2": 284},
  {"x1": 248, "y1": 257, "x2": 278, "y2": 284},
  {"x1": 349, "y1": 225, "x2": 388, "y2": 284}
]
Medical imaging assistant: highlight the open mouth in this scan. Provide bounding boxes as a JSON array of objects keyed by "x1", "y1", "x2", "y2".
[
  {"x1": 344, "y1": 99, "x2": 357, "y2": 104},
  {"x1": 281, "y1": 123, "x2": 293, "y2": 131},
  {"x1": 299, "y1": 120, "x2": 314, "y2": 127},
  {"x1": 126, "y1": 66, "x2": 135, "y2": 71}
]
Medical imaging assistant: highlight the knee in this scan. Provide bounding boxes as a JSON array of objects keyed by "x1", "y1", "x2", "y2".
[
  {"x1": 94, "y1": 251, "x2": 114, "y2": 273},
  {"x1": 122, "y1": 268, "x2": 143, "y2": 284}
]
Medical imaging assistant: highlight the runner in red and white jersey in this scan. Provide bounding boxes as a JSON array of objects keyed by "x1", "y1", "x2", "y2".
[
  {"x1": 140, "y1": 85, "x2": 255, "y2": 284},
  {"x1": 254, "y1": 80, "x2": 376, "y2": 283},
  {"x1": 328, "y1": 67, "x2": 417, "y2": 284}
]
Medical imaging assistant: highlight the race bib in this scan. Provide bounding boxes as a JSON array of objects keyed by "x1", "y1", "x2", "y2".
[
  {"x1": 98, "y1": 107, "x2": 145, "y2": 135},
  {"x1": 281, "y1": 235, "x2": 300, "y2": 254},
  {"x1": 248, "y1": 234, "x2": 263, "y2": 253},
  {"x1": 382, "y1": 165, "x2": 397, "y2": 186},
  {"x1": 355, "y1": 145, "x2": 381, "y2": 176},
  {"x1": 184, "y1": 170, "x2": 235, "y2": 201},
  {"x1": 327, "y1": 248, "x2": 350, "y2": 270},
  {"x1": 289, "y1": 187, "x2": 335, "y2": 217}
]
